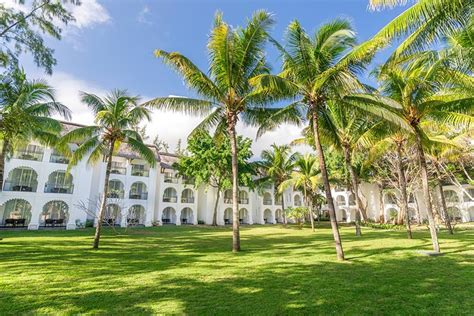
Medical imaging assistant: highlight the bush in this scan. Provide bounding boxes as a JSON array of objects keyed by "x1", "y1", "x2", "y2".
[
  {"x1": 85, "y1": 219, "x2": 94, "y2": 228},
  {"x1": 362, "y1": 222, "x2": 405, "y2": 230},
  {"x1": 198, "y1": 220, "x2": 205, "y2": 225}
]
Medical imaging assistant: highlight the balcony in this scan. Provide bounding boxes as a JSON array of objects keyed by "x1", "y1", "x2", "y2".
[
  {"x1": 50, "y1": 154, "x2": 70, "y2": 164},
  {"x1": 224, "y1": 198, "x2": 232, "y2": 204},
  {"x1": 164, "y1": 176, "x2": 178, "y2": 183},
  {"x1": 163, "y1": 196, "x2": 178, "y2": 203},
  {"x1": 110, "y1": 166, "x2": 127, "y2": 175},
  {"x1": 131, "y1": 165, "x2": 149, "y2": 177},
  {"x1": 238, "y1": 198, "x2": 249, "y2": 204},
  {"x1": 13, "y1": 150, "x2": 44, "y2": 162},
  {"x1": 107, "y1": 190, "x2": 124, "y2": 199},
  {"x1": 44, "y1": 183, "x2": 74, "y2": 194},
  {"x1": 129, "y1": 192, "x2": 148, "y2": 200},
  {"x1": 182, "y1": 176, "x2": 195, "y2": 185},
  {"x1": 3, "y1": 181, "x2": 36, "y2": 192},
  {"x1": 263, "y1": 199, "x2": 272, "y2": 205},
  {"x1": 181, "y1": 197, "x2": 195, "y2": 203}
]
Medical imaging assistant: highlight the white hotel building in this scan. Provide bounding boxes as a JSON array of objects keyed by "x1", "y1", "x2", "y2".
[{"x1": 0, "y1": 122, "x2": 473, "y2": 230}]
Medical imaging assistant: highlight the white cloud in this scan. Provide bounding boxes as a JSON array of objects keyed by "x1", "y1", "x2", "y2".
[{"x1": 137, "y1": 5, "x2": 152, "y2": 25}]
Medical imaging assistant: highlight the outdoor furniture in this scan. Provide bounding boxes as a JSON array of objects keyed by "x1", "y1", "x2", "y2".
[
  {"x1": 239, "y1": 219, "x2": 243, "y2": 224},
  {"x1": 127, "y1": 218, "x2": 139, "y2": 226},
  {"x1": 181, "y1": 218, "x2": 187, "y2": 224},
  {"x1": 224, "y1": 219, "x2": 230, "y2": 225},
  {"x1": 162, "y1": 218, "x2": 171, "y2": 224},
  {"x1": 4, "y1": 218, "x2": 26, "y2": 227}
]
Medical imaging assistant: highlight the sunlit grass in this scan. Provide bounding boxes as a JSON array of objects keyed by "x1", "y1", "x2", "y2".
[{"x1": 0, "y1": 224, "x2": 473, "y2": 315}]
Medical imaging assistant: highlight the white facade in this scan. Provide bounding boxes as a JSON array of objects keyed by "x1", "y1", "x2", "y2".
[{"x1": 1, "y1": 140, "x2": 473, "y2": 230}]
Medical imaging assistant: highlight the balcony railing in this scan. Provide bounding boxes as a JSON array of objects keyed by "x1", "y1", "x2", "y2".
[
  {"x1": 3, "y1": 181, "x2": 37, "y2": 192},
  {"x1": 129, "y1": 192, "x2": 148, "y2": 200},
  {"x1": 263, "y1": 199, "x2": 272, "y2": 205},
  {"x1": 13, "y1": 150, "x2": 44, "y2": 161},
  {"x1": 44, "y1": 183, "x2": 74, "y2": 194},
  {"x1": 181, "y1": 197, "x2": 195, "y2": 203},
  {"x1": 110, "y1": 166, "x2": 127, "y2": 175},
  {"x1": 274, "y1": 199, "x2": 282, "y2": 205},
  {"x1": 224, "y1": 198, "x2": 232, "y2": 204},
  {"x1": 182, "y1": 177, "x2": 195, "y2": 185},
  {"x1": 50, "y1": 154, "x2": 69, "y2": 164},
  {"x1": 131, "y1": 168, "x2": 149, "y2": 177},
  {"x1": 239, "y1": 198, "x2": 249, "y2": 204},
  {"x1": 107, "y1": 190, "x2": 124, "y2": 199},
  {"x1": 164, "y1": 176, "x2": 178, "y2": 183},
  {"x1": 163, "y1": 196, "x2": 178, "y2": 203}
]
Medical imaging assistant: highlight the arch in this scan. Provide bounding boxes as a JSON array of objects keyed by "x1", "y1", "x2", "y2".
[
  {"x1": 162, "y1": 207, "x2": 176, "y2": 224},
  {"x1": 104, "y1": 204, "x2": 121, "y2": 226},
  {"x1": 349, "y1": 193, "x2": 356, "y2": 205},
  {"x1": 408, "y1": 193, "x2": 416, "y2": 204},
  {"x1": 275, "y1": 209, "x2": 283, "y2": 223},
  {"x1": 128, "y1": 205, "x2": 146, "y2": 226},
  {"x1": 108, "y1": 179, "x2": 124, "y2": 199},
  {"x1": 443, "y1": 190, "x2": 459, "y2": 203},
  {"x1": 447, "y1": 206, "x2": 462, "y2": 222},
  {"x1": 336, "y1": 195, "x2": 346, "y2": 206},
  {"x1": 224, "y1": 208, "x2": 233, "y2": 225},
  {"x1": 274, "y1": 193, "x2": 282, "y2": 205},
  {"x1": 239, "y1": 208, "x2": 249, "y2": 224},
  {"x1": 180, "y1": 207, "x2": 194, "y2": 224},
  {"x1": 263, "y1": 208, "x2": 273, "y2": 224},
  {"x1": 0, "y1": 199, "x2": 32, "y2": 227},
  {"x1": 129, "y1": 181, "x2": 148, "y2": 200},
  {"x1": 468, "y1": 206, "x2": 474, "y2": 222},
  {"x1": 263, "y1": 192, "x2": 272, "y2": 205},
  {"x1": 384, "y1": 192, "x2": 397, "y2": 204},
  {"x1": 408, "y1": 208, "x2": 418, "y2": 224},
  {"x1": 223, "y1": 189, "x2": 232, "y2": 204},
  {"x1": 238, "y1": 190, "x2": 249, "y2": 204},
  {"x1": 40, "y1": 200, "x2": 69, "y2": 227},
  {"x1": 387, "y1": 208, "x2": 398, "y2": 223},
  {"x1": 294, "y1": 194, "x2": 302, "y2": 207},
  {"x1": 340, "y1": 209, "x2": 348, "y2": 222},
  {"x1": 45, "y1": 170, "x2": 74, "y2": 194},
  {"x1": 463, "y1": 188, "x2": 474, "y2": 202},
  {"x1": 163, "y1": 187, "x2": 177, "y2": 203},
  {"x1": 181, "y1": 188, "x2": 194, "y2": 203},
  {"x1": 4, "y1": 167, "x2": 38, "y2": 192}
]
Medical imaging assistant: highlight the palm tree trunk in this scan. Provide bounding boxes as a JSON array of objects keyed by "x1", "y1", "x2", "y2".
[
  {"x1": 395, "y1": 142, "x2": 412, "y2": 239},
  {"x1": 414, "y1": 129, "x2": 440, "y2": 253},
  {"x1": 93, "y1": 140, "x2": 115, "y2": 249},
  {"x1": 281, "y1": 194, "x2": 287, "y2": 226},
  {"x1": 212, "y1": 188, "x2": 220, "y2": 226},
  {"x1": 312, "y1": 109, "x2": 344, "y2": 260},
  {"x1": 303, "y1": 186, "x2": 314, "y2": 232},
  {"x1": 434, "y1": 164, "x2": 453, "y2": 234},
  {"x1": 342, "y1": 145, "x2": 367, "y2": 223},
  {"x1": 227, "y1": 118, "x2": 240, "y2": 252},
  {"x1": 378, "y1": 184, "x2": 385, "y2": 223},
  {"x1": 0, "y1": 139, "x2": 9, "y2": 191}
]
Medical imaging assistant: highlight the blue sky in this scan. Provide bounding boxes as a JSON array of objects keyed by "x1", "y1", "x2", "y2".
[{"x1": 10, "y1": 0, "x2": 408, "y2": 155}]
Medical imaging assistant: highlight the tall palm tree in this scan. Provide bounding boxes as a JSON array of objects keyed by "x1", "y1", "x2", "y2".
[
  {"x1": 257, "y1": 144, "x2": 298, "y2": 225},
  {"x1": 0, "y1": 67, "x2": 70, "y2": 190},
  {"x1": 60, "y1": 90, "x2": 156, "y2": 249},
  {"x1": 280, "y1": 154, "x2": 321, "y2": 231},
  {"x1": 252, "y1": 19, "x2": 377, "y2": 260},
  {"x1": 344, "y1": 55, "x2": 474, "y2": 253},
  {"x1": 145, "y1": 11, "x2": 276, "y2": 252}
]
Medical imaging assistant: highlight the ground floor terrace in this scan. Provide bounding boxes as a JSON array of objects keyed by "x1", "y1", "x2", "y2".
[{"x1": 0, "y1": 224, "x2": 473, "y2": 314}]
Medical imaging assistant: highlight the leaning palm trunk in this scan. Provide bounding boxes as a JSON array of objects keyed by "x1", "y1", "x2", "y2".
[
  {"x1": 414, "y1": 130, "x2": 440, "y2": 253},
  {"x1": 281, "y1": 194, "x2": 287, "y2": 225},
  {"x1": 312, "y1": 109, "x2": 344, "y2": 260},
  {"x1": 434, "y1": 164, "x2": 453, "y2": 234},
  {"x1": 395, "y1": 142, "x2": 412, "y2": 239},
  {"x1": 227, "y1": 118, "x2": 240, "y2": 252},
  {"x1": 212, "y1": 189, "x2": 220, "y2": 226},
  {"x1": 93, "y1": 140, "x2": 115, "y2": 249},
  {"x1": 0, "y1": 139, "x2": 9, "y2": 191}
]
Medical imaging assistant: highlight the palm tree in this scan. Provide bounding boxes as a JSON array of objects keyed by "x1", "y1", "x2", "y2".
[
  {"x1": 280, "y1": 154, "x2": 321, "y2": 231},
  {"x1": 344, "y1": 55, "x2": 474, "y2": 253},
  {"x1": 257, "y1": 144, "x2": 298, "y2": 225},
  {"x1": 145, "y1": 11, "x2": 276, "y2": 252},
  {"x1": 252, "y1": 19, "x2": 377, "y2": 260},
  {"x1": 60, "y1": 90, "x2": 156, "y2": 249},
  {"x1": 0, "y1": 67, "x2": 71, "y2": 190}
]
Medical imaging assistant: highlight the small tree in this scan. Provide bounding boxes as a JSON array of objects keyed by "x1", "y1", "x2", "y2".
[
  {"x1": 174, "y1": 130, "x2": 254, "y2": 226},
  {"x1": 286, "y1": 206, "x2": 309, "y2": 229}
]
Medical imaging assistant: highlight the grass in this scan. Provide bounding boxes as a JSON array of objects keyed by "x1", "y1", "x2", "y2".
[{"x1": 0, "y1": 223, "x2": 473, "y2": 315}]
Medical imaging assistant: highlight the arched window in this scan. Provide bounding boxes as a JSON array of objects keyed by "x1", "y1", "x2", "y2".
[
  {"x1": 349, "y1": 193, "x2": 356, "y2": 205},
  {"x1": 444, "y1": 190, "x2": 459, "y2": 203},
  {"x1": 275, "y1": 209, "x2": 283, "y2": 223},
  {"x1": 104, "y1": 204, "x2": 121, "y2": 226},
  {"x1": 384, "y1": 192, "x2": 397, "y2": 204},
  {"x1": 41, "y1": 201, "x2": 69, "y2": 226},
  {"x1": 336, "y1": 195, "x2": 346, "y2": 206},
  {"x1": 45, "y1": 171, "x2": 74, "y2": 194},
  {"x1": 129, "y1": 182, "x2": 148, "y2": 200},
  {"x1": 107, "y1": 180, "x2": 124, "y2": 199},
  {"x1": 238, "y1": 191, "x2": 249, "y2": 204},
  {"x1": 162, "y1": 207, "x2": 176, "y2": 224},
  {"x1": 239, "y1": 208, "x2": 249, "y2": 224},
  {"x1": 181, "y1": 189, "x2": 194, "y2": 203},
  {"x1": 340, "y1": 209, "x2": 348, "y2": 222},
  {"x1": 163, "y1": 187, "x2": 177, "y2": 202},
  {"x1": 0, "y1": 199, "x2": 32, "y2": 227},
  {"x1": 294, "y1": 195, "x2": 302, "y2": 206},
  {"x1": 223, "y1": 190, "x2": 232, "y2": 204},
  {"x1": 263, "y1": 209, "x2": 273, "y2": 224},
  {"x1": 4, "y1": 167, "x2": 38, "y2": 192},
  {"x1": 180, "y1": 207, "x2": 194, "y2": 224},
  {"x1": 224, "y1": 208, "x2": 232, "y2": 225},
  {"x1": 128, "y1": 205, "x2": 145, "y2": 226},
  {"x1": 274, "y1": 193, "x2": 282, "y2": 205},
  {"x1": 263, "y1": 192, "x2": 272, "y2": 205}
]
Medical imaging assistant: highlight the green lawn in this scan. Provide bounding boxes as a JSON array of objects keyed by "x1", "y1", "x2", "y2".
[{"x1": 0, "y1": 224, "x2": 473, "y2": 315}]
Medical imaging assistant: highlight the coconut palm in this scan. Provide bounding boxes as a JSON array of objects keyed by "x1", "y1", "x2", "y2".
[
  {"x1": 251, "y1": 19, "x2": 377, "y2": 260},
  {"x1": 344, "y1": 54, "x2": 474, "y2": 253},
  {"x1": 0, "y1": 67, "x2": 71, "y2": 190},
  {"x1": 257, "y1": 144, "x2": 299, "y2": 225},
  {"x1": 145, "y1": 11, "x2": 276, "y2": 252},
  {"x1": 60, "y1": 90, "x2": 156, "y2": 249},
  {"x1": 280, "y1": 154, "x2": 321, "y2": 231}
]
